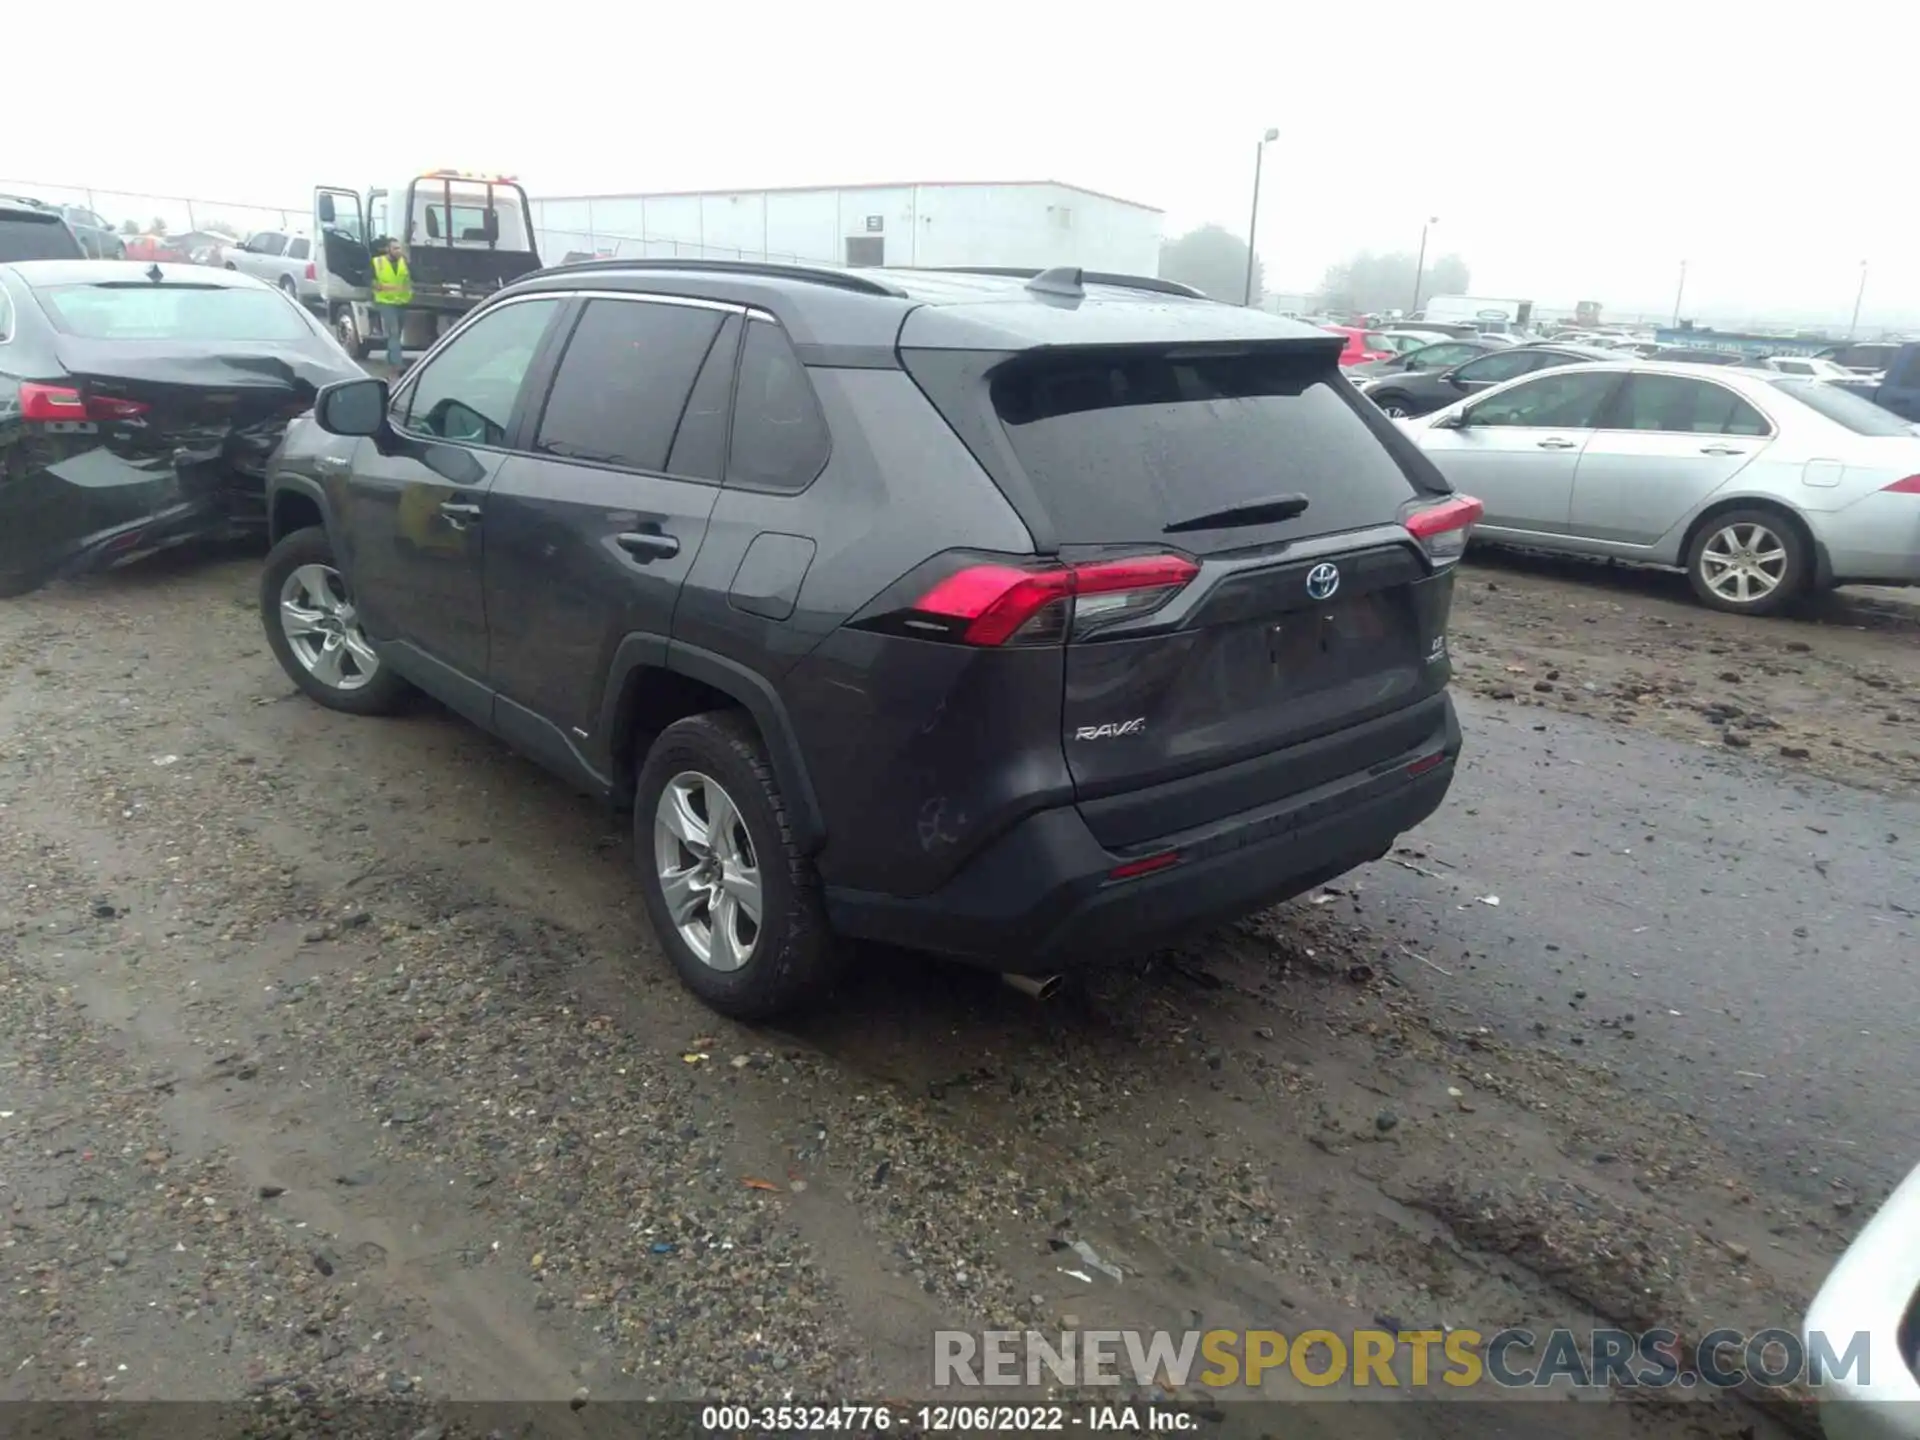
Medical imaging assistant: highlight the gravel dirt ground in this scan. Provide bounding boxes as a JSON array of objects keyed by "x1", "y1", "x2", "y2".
[{"x1": 2, "y1": 544, "x2": 1913, "y2": 1438}]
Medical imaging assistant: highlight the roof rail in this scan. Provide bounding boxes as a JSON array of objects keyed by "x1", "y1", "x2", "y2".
[
  {"x1": 523, "y1": 256, "x2": 909, "y2": 298},
  {"x1": 917, "y1": 265, "x2": 1210, "y2": 300}
]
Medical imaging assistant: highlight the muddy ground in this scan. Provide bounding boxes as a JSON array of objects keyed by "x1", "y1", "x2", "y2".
[
  {"x1": 2, "y1": 546, "x2": 1912, "y2": 1437},
  {"x1": 1452, "y1": 548, "x2": 1920, "y2": 793}
]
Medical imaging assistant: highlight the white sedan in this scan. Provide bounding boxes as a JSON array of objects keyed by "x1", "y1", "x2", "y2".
[{"x1": 1394, "y1": 359, "x2": 1920, "y2": 614}]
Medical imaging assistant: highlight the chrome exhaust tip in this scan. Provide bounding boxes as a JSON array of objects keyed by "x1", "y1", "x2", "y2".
[{"x1": 1002, "y1": 972, "x2": 1064, "y2": 1001}]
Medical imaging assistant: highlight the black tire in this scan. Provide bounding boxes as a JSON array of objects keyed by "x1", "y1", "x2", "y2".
[
  {"x1": 277, "y1": 275, "x2": 298, "y2": 297},
  {"x1": 259, "y1": 526, "x2": 410, "y2": 715},
  {"x1": 634, "y1": 711, "x2": 840, "y2": 1019},
  {"x1": 1372, "y1": 390, "x2": 1416, "y2": 418},
  {"x1": 1684, "y1": 506, "x2": 1809, "y2": 616}
]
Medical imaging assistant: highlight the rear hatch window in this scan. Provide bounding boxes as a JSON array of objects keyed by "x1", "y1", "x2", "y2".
[
  {"x1": 33, "y1": 282, "x2": 316, "y2": 341},
  {"x1": 0, "y1": 212, "x2": 84, "y2": 262},
  {"x1": 987, "y1": 345, "x2": 1429, "y2": 552},
  {"x1": 910, "y1": 340, "x2": 1457, "y2": 844}
]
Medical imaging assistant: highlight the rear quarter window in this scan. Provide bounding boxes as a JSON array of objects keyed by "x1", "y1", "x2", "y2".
[
  {"x1": 989, "y1": 347, "x2": 1426, "y2": 550},
  {"x1": 1773, "y1": 379, "x2": 1920, "y2": 436}
]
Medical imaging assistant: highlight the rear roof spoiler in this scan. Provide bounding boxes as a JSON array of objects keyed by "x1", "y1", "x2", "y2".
[{"x1": 919, "y1": 265, "x2": 1210, "y2": 301}]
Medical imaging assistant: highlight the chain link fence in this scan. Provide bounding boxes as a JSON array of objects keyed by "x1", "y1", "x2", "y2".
[
  {"x1": 2, "y1": 178, "x2": 846, "y2": 271},
  {"x1": 0, "y1": 177, "x2": 304, "y2": 247}
]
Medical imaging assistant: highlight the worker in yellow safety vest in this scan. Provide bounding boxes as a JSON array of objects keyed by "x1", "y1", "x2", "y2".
[{"x1": 371, "y1": 237, "x2": 412, "y2": 369}]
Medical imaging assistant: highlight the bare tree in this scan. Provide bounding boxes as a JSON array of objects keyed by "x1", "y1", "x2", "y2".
[
  {"x1": 1318, "y1": 250, "x2": 1472, "y2": 315},
  {"x1": 1160, "y1": 225, "x2": 1264, "y2": 304}
]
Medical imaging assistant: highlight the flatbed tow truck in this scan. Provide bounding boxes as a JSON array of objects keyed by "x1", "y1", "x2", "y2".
[{"x1": 310, "y1": 169, "x2": 543, "y2": 359}]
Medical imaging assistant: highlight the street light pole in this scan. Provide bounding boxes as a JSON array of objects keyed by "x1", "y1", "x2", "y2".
[
  {"x1": 1848, "y1": 260, "x2": 1869, "y2": 339},
  {"x1": 1244, "y1": 127, "x2": 1278, "y2": 306},
  {"x1": 1410, "y1": 215, "x2": 1438, "y2": 315},
  {"x1": 1672, "y1": 259, "x2": 1688, "y2": 327}
]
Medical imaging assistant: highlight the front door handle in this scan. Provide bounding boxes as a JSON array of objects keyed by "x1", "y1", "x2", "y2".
[
  {"x1": 1700, "y1": 444, "x2": 1746, "y2": 456},
  {"x1": 1536, "y1": 437, "x2": 1578, "y2": 450},
  {"x1": 438, "y1": 501, "x2": 482, "y2": 528},
  {"x1": 616, "y1": 530, "x2": 680, "y2": 561}
]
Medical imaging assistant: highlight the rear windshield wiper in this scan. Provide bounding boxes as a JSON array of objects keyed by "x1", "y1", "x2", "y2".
[{"x1": 1163, "y1": 493, "x2": 1310, "y2": 534}]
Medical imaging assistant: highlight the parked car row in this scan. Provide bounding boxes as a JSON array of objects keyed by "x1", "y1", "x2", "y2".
[{"x1": 1388, "y1": 356, "x2": 1920, "y2": 615}]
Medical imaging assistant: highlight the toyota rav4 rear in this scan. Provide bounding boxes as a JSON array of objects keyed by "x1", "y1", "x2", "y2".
[{"x1": 797, "y1": 284, "x2": 1476, "y2": 972}]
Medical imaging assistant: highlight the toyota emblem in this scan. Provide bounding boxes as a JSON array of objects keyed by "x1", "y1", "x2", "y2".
[{"x1": 1306, "y1": 562, "x2": 1341, "y2": 601}]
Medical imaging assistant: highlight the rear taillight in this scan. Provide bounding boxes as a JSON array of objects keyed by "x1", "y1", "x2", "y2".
[
  {"x1": 910, "y1": 555, "x2": 1201, "y2": 646},
  {"x1": 1882, "y1": 475, "x2": 1920, "y2": 494},
  {"x1": 1402, "y1": 494, "x2": 1484, "y2": 567},
  {"x1": 19, "y1": 383, "x2": 149, "y2": 423},
  {"x1": 305, "y1": 262, "x2": 317, "y2": 280}
]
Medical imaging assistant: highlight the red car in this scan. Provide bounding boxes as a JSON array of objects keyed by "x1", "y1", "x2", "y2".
[
  {"x1": 1321, "y1": 325, "x2": 1395, "y2": 367},
  {"x1": 121, "y1": 233, "x2": 190, "y2": 264}
]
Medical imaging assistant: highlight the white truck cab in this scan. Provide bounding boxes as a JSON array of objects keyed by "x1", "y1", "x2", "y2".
[{"x1": 311, "y1": 170, "x2": 543, "y2": 360}]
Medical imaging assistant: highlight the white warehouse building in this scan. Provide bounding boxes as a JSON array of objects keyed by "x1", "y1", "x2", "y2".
[{"x1": 529, "y1": 180, "x2": 1163, "y2": 276}]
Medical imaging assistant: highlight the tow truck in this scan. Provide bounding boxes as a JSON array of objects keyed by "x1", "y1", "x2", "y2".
[{"x1": 310, "y1": 170, "x2": 543, "y2": 360}]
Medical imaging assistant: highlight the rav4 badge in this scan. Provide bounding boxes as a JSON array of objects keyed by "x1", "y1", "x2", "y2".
[{"x1": 1075, "y1": 718, "x2": 1147, "y2": 741}]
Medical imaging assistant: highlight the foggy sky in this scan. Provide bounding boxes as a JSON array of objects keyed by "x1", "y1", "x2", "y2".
[{"x1": 6, "y1": 2, "x2": 1912, "y2": 328}]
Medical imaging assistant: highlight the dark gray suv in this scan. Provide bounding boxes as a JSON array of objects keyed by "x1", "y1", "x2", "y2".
[{"x1": 259, "y1": 260, "x2": 1479, "y2": 1017}]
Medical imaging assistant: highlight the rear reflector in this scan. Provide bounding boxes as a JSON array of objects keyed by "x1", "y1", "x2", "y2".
[
  {"x1": 1883, "y1": 475, "x2": 1920, "y2": 494},
  {"x1": 19, "y1": 382, "x2": 149, "y2": 424},
  {"x1": 1406, "y1": 751, "x2": 1447, "y2": 778},
  {"x1": 1403, "y1": 494, "x2": 1484, "y2": 565},
  {"x1": 913, "y1": 555, "x2": 1200, "y2": 646},
  {"x1": 1108, "y1": 851, "x2": 1181, "y2": 881}
]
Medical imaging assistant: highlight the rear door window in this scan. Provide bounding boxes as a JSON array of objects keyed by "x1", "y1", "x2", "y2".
[
  {"x1": 989, "y1": 346, "x2": 1423, "y2": 549},
  {"x1": 533, "y1": 298, "x2": 726, "y2": 476},
  {"x1": 286, "y1": 237, "x2": 311, "y2": 261},
  {"x1": 1604, "y1": 375, "x2": 1772, "y2": 436}
]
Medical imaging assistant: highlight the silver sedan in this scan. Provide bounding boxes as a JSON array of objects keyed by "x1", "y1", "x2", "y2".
[
  {"x1": 1394, "y1": 360, "x2": 1920, "y2": 614},
  {"x1": 1803, "y1": 1158, "x2": 1920, "y2": 1438}
]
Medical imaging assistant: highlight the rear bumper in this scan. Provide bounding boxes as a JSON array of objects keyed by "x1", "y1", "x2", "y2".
[
  {"x1": 1819, "y1": 494, "x2": 1920, "y2": 587},
  {"x1": 826, "y1": 696, "x2": 1462, "y2": 971}
]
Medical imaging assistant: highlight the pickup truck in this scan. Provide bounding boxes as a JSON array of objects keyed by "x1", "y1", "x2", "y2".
[
  {"x1": 1826, "y1": 341, "x2": 1920, "y2": 423},
  {"x1": 224, "y1": 231, "x2": 323, "y2": 306}
]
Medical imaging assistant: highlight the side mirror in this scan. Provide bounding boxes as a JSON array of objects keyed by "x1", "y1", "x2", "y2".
[
  {"x1": 314, "y1": 377, "x2": 389, "y2": 438},
  {"x1": 318, "y1": 194, "x2": 337, "y2": 224},
  {"x1": 1432, "y1": 411, "x2": 1467, "y2": 430},
  {"x1": 1444, "y1": 369, "x2": 1469, "y2": 388}
]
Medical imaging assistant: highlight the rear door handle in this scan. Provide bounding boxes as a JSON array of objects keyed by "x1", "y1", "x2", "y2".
[
  {"x1": 1700, "y1": 444, "x2": 1747, "y2": 456},
  {"x1": 616, "y1": 530, "x2": 680, "y2": 561},
  {"x1": 1536, "y1": 437, "x2": 1578, "y2": 450},
  {"x1": 438, "y1": 501, "x2": 482, "y2": 527}
]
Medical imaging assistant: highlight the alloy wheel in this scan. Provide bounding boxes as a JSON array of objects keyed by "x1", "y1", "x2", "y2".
[
  {"x1": 279, "y1": 564, "x2": 380, "y2": 690},
  {"x1": 1699, "y1": 522, "x2": 1788, "y2": 606},
  {"x1": 654, "y1": 770, "x2": 762, "y2": 972}
]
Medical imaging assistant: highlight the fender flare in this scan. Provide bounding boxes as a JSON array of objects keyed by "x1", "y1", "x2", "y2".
[
  {"x1": 600, "y1": 635, "x2": 827, "y2": 856},
  {"x1": 266, "y1": 475, "x2": 333, "y2": 544}
]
